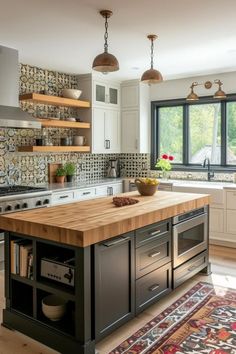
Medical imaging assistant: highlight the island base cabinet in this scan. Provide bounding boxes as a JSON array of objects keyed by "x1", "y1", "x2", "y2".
[
  {"x1": 94, "y1": 232, "x2": 135, "y2": 341},
  {"x1": 136, "y1": 262, "x2": 172, "y2": 314}
]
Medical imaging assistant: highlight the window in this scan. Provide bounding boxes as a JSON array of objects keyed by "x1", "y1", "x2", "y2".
[
  {"x1": 227, "y1": 102, "x2": 236, "y2": 165},
  {"x1": 159, "y1": 106, "x2": 183, "y2": 163},
  {"x1": 189, "y1": 103, "x2": 221, "y2": 165},
  {"x1": 151, "y1": 95, "x2": 236, "y2": 170}
]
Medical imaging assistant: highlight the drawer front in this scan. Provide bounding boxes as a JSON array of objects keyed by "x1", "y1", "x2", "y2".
[
  {"x1": 226, "y1": 191, "x2": 236, "y2": 210},
  {"x1": 74, "y1": 187, "x2": 96, "y2": 200},
  {"x1": 173, "y1": 251, "x2": 208, "y2": 289},
  {"x1": 136, "y1": 234, "x2": 171, "y2": 279},
  {"x1": 136, "y1": 220, "x2": 171, "y2": 248},
  {"x1": 51, "y1": 191, "x2": 74, "y2": 205},
  {"x1": 136, "y1": 262, "x2": 172, "y2": 313}
]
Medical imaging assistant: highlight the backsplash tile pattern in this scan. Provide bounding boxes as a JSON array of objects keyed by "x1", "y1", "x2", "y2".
[{"x1": 0, "y1": 63, "x2": 234, "y2": 185}]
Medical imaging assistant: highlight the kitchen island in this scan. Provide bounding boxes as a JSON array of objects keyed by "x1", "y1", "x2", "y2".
[{"x1": 0, "y1": 191, "x2": 210, "y2": 354}]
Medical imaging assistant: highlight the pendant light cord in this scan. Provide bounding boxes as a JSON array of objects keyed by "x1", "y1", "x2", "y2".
[
  {"x1": 104, "y1": 14, "x2": 109, "y2": 53},
  {"x1": 150, "y1": 38, "x2": 154, "y2": 69}
]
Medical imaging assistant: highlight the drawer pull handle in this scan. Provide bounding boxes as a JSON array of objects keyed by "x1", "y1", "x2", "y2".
[
  {"x1": 149, "y1": 284, "x2": 160, "y2": 292},
  {"x1": 83, "y1": 192, "x2": 91, "y2": 195},
  {"x1": 188, "y1": 265, "x2": 197, "y2": 272},
  {"x1": 149, "y1": 251, "x2": 161, "y2": 258},
  {"x1": 102, "y1": 236, "x2": 130, "y2": 247},
  {"x1": 149, "y1": 230, "x2": 161, "y2": 237},
  {"x1": 59, "y1": 195, "x2": 69, "y2": 199}
]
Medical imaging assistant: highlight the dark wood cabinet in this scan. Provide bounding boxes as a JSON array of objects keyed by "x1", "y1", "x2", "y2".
[
  {"x1": 136, "y1": 262, "x2": 172, "y2": 313},
  {"x1": 94, "y1": 232, "x2": 135, "y2": 340}
]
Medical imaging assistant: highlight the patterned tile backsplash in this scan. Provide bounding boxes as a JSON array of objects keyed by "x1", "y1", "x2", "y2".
[{"x1": 0, "y1": 63, "x2": 234, "y2": 185}]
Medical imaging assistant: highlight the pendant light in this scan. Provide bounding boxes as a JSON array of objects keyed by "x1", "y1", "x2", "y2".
[
  {"x1": 92, "y1": 10, "x2": 119, "y2": 73},
  {"x1": 141, "y1": 34, "x2": 163, "y2": 84}
]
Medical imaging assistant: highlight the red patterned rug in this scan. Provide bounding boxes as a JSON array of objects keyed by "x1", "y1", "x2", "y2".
[{"x1": 109, "y1": 282, "x2": 236, "y2": 354}]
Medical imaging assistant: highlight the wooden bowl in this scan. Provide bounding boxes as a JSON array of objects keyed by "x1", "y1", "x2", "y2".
[{"x1": 135, "y1": 179, "x2": 158, "y2": 196}]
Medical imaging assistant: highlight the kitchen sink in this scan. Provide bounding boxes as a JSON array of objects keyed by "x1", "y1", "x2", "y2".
[{"x1": 164, "y1": 179, "x2": 235, "y2": 189}]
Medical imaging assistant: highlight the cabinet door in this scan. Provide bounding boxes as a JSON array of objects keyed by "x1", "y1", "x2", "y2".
[
  {"x1": 92, "y1": 108, "x2": 106, "y2": 153},
  {"x1": 105, "y1": 109, "x2": 121, "y2": 153},
  {"x1": 121, "y1": 85, "x2": 139, "y2": 109},
  {"x1": 209, "y1": 207, "x2": 224, "y2": 233},
  {"x1": 94, "y1": 233, "x2": 135, "y2": 340},
  {"x1": 226, "y1": 210, "x2": 236, "y2": 234},
  {"x1": 94, "y1": 81, "x2": 106, "y2": 105},
  {"x1": 121, "y1": 110, "x2": 139, "y2": 153}
]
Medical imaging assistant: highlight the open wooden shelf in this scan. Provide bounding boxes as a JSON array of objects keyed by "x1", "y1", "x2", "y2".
[
  {"x1": 18, "y1": 146, "x2": 90, "y2": 153},
  {"x1": 19, "y1": 93, "x2": 90, "y2": 108},
  {"x1": 38, "y1": 119, "x2": 90, "y2": 129}
]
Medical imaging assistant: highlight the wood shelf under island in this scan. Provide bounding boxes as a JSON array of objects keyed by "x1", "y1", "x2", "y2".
[
  {"x1": 0, "y1": 191, "x2": 211, "y2": 354},
  {"x1": 19, "y1": 93, "x2": 90, "y2": 108}
]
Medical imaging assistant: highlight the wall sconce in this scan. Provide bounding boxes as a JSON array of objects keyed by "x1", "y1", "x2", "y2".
[{"x1": 186, "y1": 80, "x2": 226, "y2": 101}]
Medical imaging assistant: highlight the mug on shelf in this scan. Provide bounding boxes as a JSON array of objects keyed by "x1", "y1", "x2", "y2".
[
  {"x1": 60, "y1": 137, "x2": 71, "y2": 146},
  {"x1": 73, "y1": 136, "x2": 86, "y2": 146}
]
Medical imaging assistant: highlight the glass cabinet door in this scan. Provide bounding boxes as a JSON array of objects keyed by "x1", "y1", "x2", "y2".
[
  {"x1": 94, "y1": 81, "x2": 119, "y2": 107},
  {"x1": 95, "y1": 84, "x2": 106, "y2": 104},
  {"x1": 109, "y1": 87, "x2": 118, "y2": 105}
]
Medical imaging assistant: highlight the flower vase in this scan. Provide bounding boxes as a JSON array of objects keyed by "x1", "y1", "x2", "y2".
[{"x1": 162, "y1": 170, "x2": 169, "y2": 180}]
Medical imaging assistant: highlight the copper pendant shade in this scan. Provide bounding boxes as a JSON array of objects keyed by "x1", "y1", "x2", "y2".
[
  {"x1": 92, "y1": 10, "x2": 119, "y2": 73},
  {"x1": 141, "y1": 35, "x2": 163, "y2": 84}
]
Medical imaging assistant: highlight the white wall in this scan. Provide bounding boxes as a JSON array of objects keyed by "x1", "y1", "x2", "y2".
[{"x1": 150, "y1": 71, "x2": 236, "y2": 101}]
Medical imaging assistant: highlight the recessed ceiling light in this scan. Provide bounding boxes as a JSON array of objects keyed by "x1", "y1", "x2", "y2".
[{"x1": 131, "y1": 66, "x2": 140, "y2": 70}]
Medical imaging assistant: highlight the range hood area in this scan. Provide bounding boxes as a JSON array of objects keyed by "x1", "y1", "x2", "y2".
[{"x1": 0, "y1": 45, "x2": 41, "y2": 129}]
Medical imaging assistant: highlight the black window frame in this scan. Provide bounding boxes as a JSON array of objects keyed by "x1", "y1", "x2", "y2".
[{"x1": 151, "y1": 94, "x2": 236, "y2": 172}]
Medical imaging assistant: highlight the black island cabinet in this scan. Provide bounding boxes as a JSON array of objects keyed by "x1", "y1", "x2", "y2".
[{"x1": 2, "y1": 213, "x2": 209, "y2": 354}]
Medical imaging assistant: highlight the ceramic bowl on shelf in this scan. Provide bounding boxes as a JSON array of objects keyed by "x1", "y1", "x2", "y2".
[
  {"x1": 65, "y1": 117, "x2": 76, "y2": 122},
  {"x1": 61, "y1": 89, "x2": 82, "y2": 100},
  {"x1": 42, "y1": 295, "x2": 67, "y2": 321}
]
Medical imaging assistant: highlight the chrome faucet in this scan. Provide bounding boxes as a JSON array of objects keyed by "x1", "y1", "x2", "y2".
[{"x1": 202, "y1": 158, "x2": 214, "y2": 181}]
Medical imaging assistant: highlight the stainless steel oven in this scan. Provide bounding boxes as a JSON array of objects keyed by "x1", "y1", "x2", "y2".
[{"x1": 172, "y1": 206, "x2": 208, "y2": 268}]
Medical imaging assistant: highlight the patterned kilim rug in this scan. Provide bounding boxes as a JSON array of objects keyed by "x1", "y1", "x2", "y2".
[{"x1": 109, "y1": 282, "x2": 236, "y2": 354}]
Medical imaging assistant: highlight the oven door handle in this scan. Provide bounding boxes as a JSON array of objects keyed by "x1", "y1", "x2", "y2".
[{"x1": 173, "y1": 213, "x2": 207, "y2": 234}]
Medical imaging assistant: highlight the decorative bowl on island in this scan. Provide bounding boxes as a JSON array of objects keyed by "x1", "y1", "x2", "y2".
[
  {"x1": 135, "y1": 178, "x2": 159, "y2": 196},
  {"x1": 42, "y1": 295, "x2": 67, "y2": 321},
  {"x1": 61, "y1": 89, "x2": 82, "y2": 100}
]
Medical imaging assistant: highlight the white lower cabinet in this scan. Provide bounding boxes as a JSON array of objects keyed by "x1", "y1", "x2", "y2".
[
  {"x1": 51, "y1": 183, "x2": 123, "y2": 206},
  {"x1": 93, "y1": 107, "x2": 120, "y2": 153},
  {"x1": 96, "y1": 183, "x2": 123, "y2": 197},
  {"x1": 210, "y1": 207, "x2": 224, "y2": 233},
  {"x1": 51, "y1": 191, "x2": 74, "y2": 205},
  {"x1": 74, "y1": 187, "x2": 96, "y2": 201}
]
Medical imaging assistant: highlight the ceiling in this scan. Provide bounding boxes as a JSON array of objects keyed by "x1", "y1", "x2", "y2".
[{"x1": 1, "y1": 0, "x2": 236, "y2": 81}]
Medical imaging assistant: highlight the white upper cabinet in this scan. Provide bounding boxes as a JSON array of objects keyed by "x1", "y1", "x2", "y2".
[
  {"x1": 93, "y1": 107, "x2": 120, "y2": 153},
  {"x1": 77, "y1": 74, "x2": 121, "y2": 153},
  {"x1": 121, "y1": 80, "x2": 150, "y2": 153}
]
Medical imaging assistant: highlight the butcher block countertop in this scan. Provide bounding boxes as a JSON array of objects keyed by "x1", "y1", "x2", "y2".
[{"x1": 0, "y1": 191, "x2": 210, "y2": 247}]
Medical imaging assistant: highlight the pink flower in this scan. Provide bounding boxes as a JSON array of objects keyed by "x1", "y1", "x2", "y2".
[
  {"x1": 169, "y1": 155, "x2": 174, "y2": 161},
  {"x1": 162, "y1": 154, "x2": 168, "y2": 160}
]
